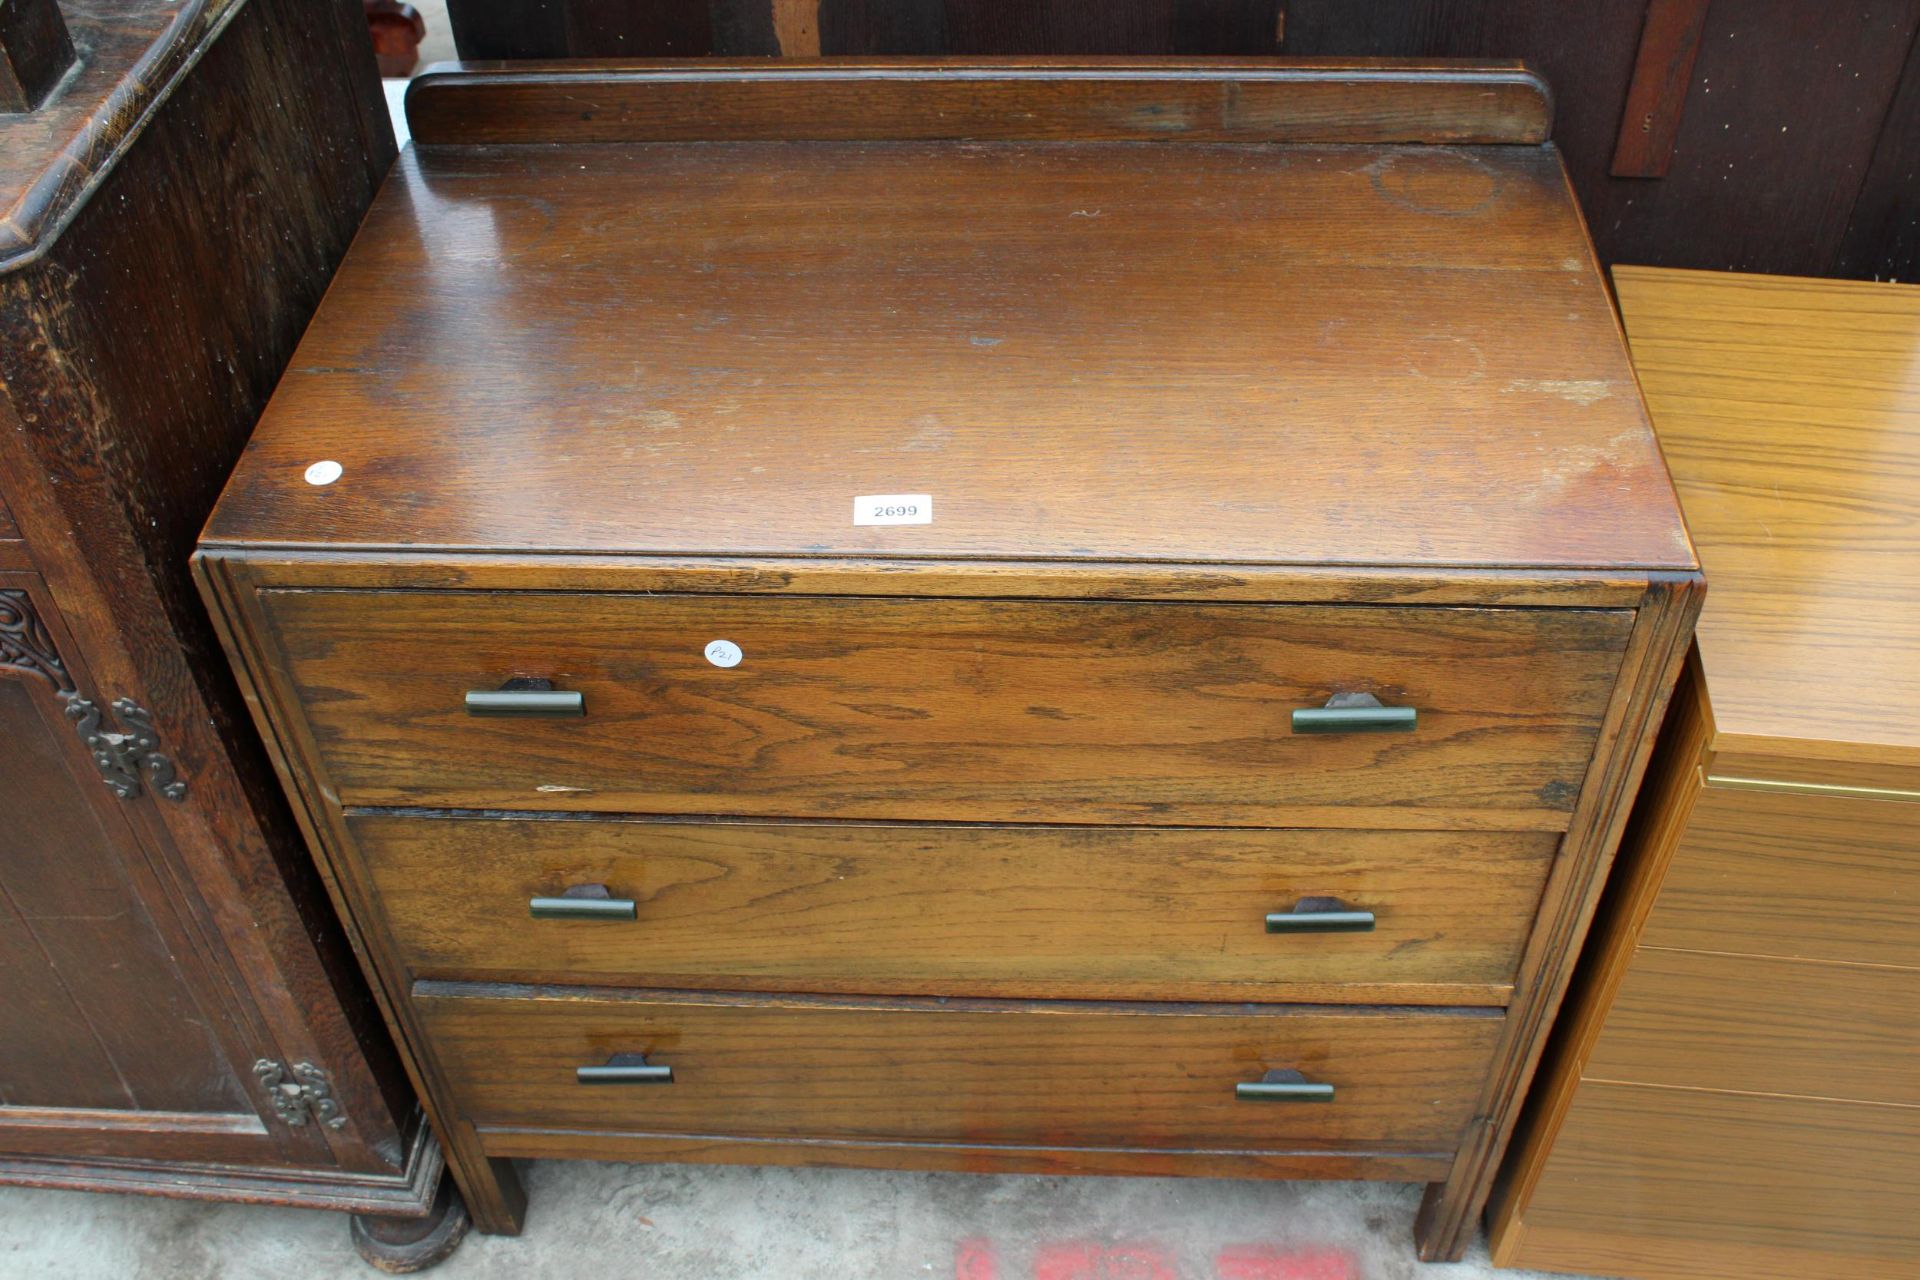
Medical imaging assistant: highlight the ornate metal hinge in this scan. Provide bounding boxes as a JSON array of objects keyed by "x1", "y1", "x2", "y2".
[
  {"x1": 3, "y1": 590, "x2": 186, "y2": 802},
  {"x1": 59, "y1": 692, "x2": 187, "y2": 801},
  {"x1": 254, "y1": 1060, "x2": 348, "y2": 1130}
]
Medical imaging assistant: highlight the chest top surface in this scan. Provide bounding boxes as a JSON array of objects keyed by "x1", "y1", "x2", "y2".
[
  {"x1": 1616, "y1": 266, "x2": 1920, "y2": 763},
  {"x1": 202, "y1": 60, "x2": 1693, "y2": 575}
]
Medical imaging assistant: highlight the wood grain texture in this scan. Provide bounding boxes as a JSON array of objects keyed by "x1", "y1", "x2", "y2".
[
  {"x1": 0, "y1": 674, "x2": 248, "y2": 1114},
  {"x1": 1608, "y1": 0, "x2": 1712, "y2": 178},
  {"x1": 0, "y1": 0, "x2": 434, "y2": 1218},
  {"x1": 192, "y1": 63, "x2": 1700, "y2": 1251},
  {"x1": 416, "y1": 984, "x2": 1503, "y2": 1152},
  {"x1": 200, "y1": 130, "x2": 1694, "y2": 573},
  {"x1": 474, "y1": 1126, "x2": 1450, "y2": 1181},
  {"x1": 0, "y1": 0, "x2": 75, "y2": 113},
  {"x1": 195, "y1": 554, "x2": 529, "y2": 1235},
  {"x1": 436, "y1": 3, "x2": 1920, "y2": 285},
  {"x1": 263, "y1": 590, "x2": 1631, "y2": 827},
  {"x1": 1494, "y1": 271, "x2": 1920, "y2": 1279},
  {"x1": 1, "y1": 1, "x2": 231, "y2": 263},
  {"x1": 1504, "y1": 1081, "x2": 1920, "y2": 1279},
  {"x1": 1587, "y1": 947, "x2": 1920, "y2": 1107},
  {"x1": 1486, "y1": 648, "x2": 1713, "y2": 1258},
  {"x1": 222, "y1": 551, "x2": 1660, "y2": 609},
  {"x1": 1417, "y1": 573, "x2": 1703, "y2": 1260},
  {"x1": 1637, "y1": 781, "x2": 1920, "y2": 968},
  {"x1": 356, "y1": 815, "x2": 1557, "y2": 1003},
  {"x1": 0, "y1": 1133, "x2": 441, "y2": 1216},
  {"x1": 1615, "y1": 267, "x2": 1920, "y2": 771},
  {"x1": 403, "y1": 57, "x2": 1553, "y2": 146}
]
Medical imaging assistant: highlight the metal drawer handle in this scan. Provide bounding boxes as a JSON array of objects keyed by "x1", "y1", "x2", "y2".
[
  {"x1": 530, "y1": 883, "x2": 636, "y2": 921},
  {"x1": 1266, "y1": 896, "x2": 1375, "y2": 934},
  {"x1": 1236, "y1": 1068, "x2": 1334, "y2": 1102},
  {"x1": 1291, "y1": 692, "x2": 1415, "y2": 734},
  {"x1": 465, "y1": 677, "x2": 584, "y2": 717},
  {"x1": 576, "y1": 1053, "x2": 673, "y2": 1085}
]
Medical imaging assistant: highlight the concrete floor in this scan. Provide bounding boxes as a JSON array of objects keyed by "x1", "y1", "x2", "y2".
[{"x1": 0, "y1": 1162, "x2": 1596, "y2": 1279}]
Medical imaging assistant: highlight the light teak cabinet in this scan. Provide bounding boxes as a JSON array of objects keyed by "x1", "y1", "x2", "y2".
[
  {"x1": 1489, "y1": 270, "x2": 1920, "y2": 1278},
  {"x1": 194, "y1": 60, "x2": 1701, "y2": 1260}
]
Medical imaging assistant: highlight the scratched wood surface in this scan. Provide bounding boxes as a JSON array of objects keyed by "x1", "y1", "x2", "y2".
[
  {"x1": 402, "y1": 57, "x2": 1554, "y2": 146},
  {"x1": 203, "y1": 127, "x2": 1692, "y2": 572},
  {"x1": 193, "y1": 63, "x2": 1703, "y2": 1252},
  {"x1": 417, "y1": 984, "x2": 1504, "y2": 1153},
  {"x1": 263, "y1": 589, "x2": 1631, "y2": 827},
  {"x1": 0, "y1": 0, "x2": 443, "y2": 1222},
  {"x1": 356, "y1": 815, "x2": 1558, "y2": 1004}
]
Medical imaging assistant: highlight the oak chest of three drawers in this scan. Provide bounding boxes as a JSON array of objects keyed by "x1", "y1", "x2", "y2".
[{"x1": 193, "y1": 59, "x2": 1702, "y2": 1259}]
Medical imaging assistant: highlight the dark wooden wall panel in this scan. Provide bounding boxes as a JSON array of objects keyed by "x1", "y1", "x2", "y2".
[
  {"x1": 1839, "y1": 22, "x2": 1920, "y2": 280},
  {"x1": 817, "y1": 1, "x2": 945, "y2": 55},
  {"x1": 440, "y1": 0, "x2": 1920, "y2": 282},
  {"x1": 1584, "y1": 0, "x2": 1920, "y2": 277}
]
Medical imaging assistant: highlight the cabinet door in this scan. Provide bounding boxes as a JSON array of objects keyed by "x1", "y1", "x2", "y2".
[{"x1": 0, "y1": 577, "x2": 306, "y2": 1165}]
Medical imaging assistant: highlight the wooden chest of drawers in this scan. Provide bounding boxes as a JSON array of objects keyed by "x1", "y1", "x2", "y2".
[
  {"x1": 193, "y1": 60, "x2": 1701, "y2": 1260},
  {"x1": 1488, "y1": 270, "x2": 1920, "y2": 1278}
]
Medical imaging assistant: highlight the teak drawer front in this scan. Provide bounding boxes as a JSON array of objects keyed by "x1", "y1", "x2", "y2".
[
  {"x1": 415, "y1": 986, "x2": 1502, "y2": 1153},
  {"x1": 357, "y1": 816, "x2": 1558, "y2": 1004},
  {"x1": 1585, "y1": 948, "x2": 1920, "y2": 1107},
  {"x1": 1513, "y1": 1080, "x2": 1920, "y2": 1278},
  {"x1": 1640, "y1": 784, "x2": 1920, "y2": 968},
  {"x1": 263, "y1": 590, "x2": 1630, "y2": 827}
]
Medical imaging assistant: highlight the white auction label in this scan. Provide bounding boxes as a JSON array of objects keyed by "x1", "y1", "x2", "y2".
[
  {"x1": 853, "y1": 494, "x2": 932, "y2": 526},
  {"x1": 704, "y1": 639, "x2": 743, "y2": 668}
]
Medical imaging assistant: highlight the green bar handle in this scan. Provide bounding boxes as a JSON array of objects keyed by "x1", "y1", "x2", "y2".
[
  {"x1": 1266, "y1": 897, "x2": 1375, "y2": 934},
  {"x1": 466, "y1": 684, "x2": 584, "y2": 717},
  {"x1": 1236, "y1": 1069, "x2": 1334, "y2": 1102},
  {"x1": 577, "y1": 1053, "x2": 673, "y2": 1085},
  {"x1": 1292, "y1": 703, "x2": 1416, "y2": 734},
  {"x1": 530, "y1": 885, "x2": 636, "y2": 920}
]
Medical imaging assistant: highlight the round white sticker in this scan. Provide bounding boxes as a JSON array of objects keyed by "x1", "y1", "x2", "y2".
[
  {"x1": 304, "y1": 460, "x2": 343, "y2": 486},
  {"x1": 704, "y1": 639, "x2": 743, "y2": 668}
]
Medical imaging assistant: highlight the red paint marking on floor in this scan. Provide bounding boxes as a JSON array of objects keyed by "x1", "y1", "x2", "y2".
[
  {"x1": 954, "y1": 1237, "x2": 1000, "y2": 1280},
  {"x1": 1213, "y1": 1245, "x2": 1357, "y2": 1280},
  {"x1": 1034, "y1": 1241, "x2": 1178, "y2": 1280}
]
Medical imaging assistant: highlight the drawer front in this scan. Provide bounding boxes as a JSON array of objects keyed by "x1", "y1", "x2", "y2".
[
  {"x1": 1518, "y1": 1081, "x2": 1920, "y2": 1276},
  {"x1": 264, "y1": 590, "x2": 1629, "y2": 827},
  {"x1": 416, "y1": 986, "x2": 1502, "y2": 1153},
  {"x1": 360, "y1": 816, "x2": 1556, "y2": 1003},
  {"x1": 1643, "y1": 785, "x2": 1920, "y2": 968},
  {"x1": 1586, "y1": 948, "x2": 1920, "y2": 1108}
]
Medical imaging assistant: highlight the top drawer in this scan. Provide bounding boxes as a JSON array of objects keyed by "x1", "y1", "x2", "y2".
[{"x1": 260, "y1": 590, "x2": 1629, "y2": 827}]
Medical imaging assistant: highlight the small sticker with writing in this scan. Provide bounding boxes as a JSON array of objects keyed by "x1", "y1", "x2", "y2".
[{"x1": 853, "y1": 494, "x2": 932, "y2": 526}]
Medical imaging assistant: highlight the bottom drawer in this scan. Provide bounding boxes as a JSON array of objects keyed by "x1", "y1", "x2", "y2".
[
  {"x1": 1508, "y1": 1080, "x2": 1920, "y2": 1278},
  {"x1": 416, "y1": 985, "x2": 1500, "y2": 1155}
]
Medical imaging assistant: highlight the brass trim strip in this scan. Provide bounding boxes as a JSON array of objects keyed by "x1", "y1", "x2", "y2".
[{"x1": 1705, "y1": 774, "x2": 1920, "y2": 803}]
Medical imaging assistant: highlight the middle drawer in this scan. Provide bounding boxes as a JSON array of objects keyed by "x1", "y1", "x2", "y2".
[{"x1": 355, "y1": 815, "x2": 1556, "y2": 1004}]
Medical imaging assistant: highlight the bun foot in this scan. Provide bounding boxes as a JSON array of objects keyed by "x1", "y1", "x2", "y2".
[{"x1": 351, "y1": 1178, "x2": 471, "y2": 1273}]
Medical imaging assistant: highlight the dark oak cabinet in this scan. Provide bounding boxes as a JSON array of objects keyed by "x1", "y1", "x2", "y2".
[{"x1": 1, "y1": 0, "x2": 457, "y2": 1259}]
